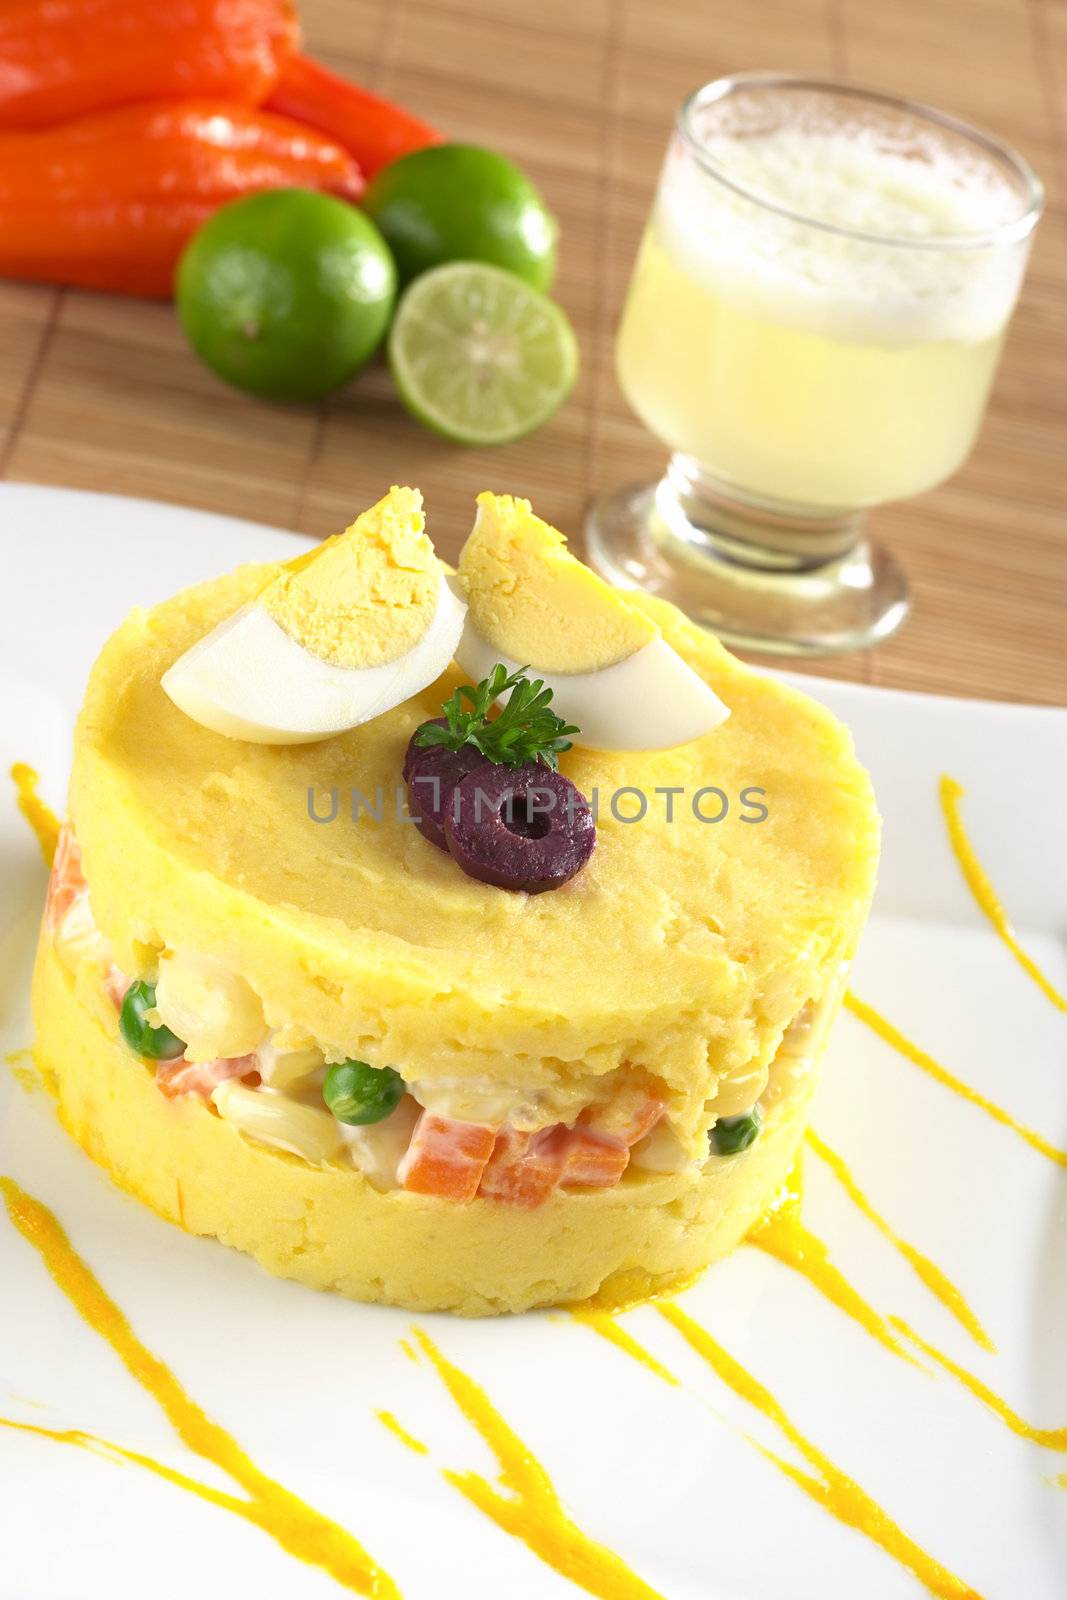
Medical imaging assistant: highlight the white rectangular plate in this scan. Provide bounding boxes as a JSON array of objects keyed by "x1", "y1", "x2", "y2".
[{"x1": 1, "y1": 484, "x2": 1065, "y2": 1600}]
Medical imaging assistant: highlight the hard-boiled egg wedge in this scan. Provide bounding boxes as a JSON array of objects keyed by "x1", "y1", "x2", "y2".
[
  {"x1": 162, "y1": 487, "x2": 466, "y2": 744},
  {"x1": 454, "y1": 492, "x2": 728, "y2": 751}
]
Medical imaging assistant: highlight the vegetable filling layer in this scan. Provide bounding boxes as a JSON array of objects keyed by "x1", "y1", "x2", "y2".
[{"x1": 47, "y1": 825, "x2": 826, "y2": 1208}]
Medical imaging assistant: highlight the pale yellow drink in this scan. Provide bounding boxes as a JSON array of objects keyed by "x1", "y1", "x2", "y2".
[{"x1": 616, "y1": 127, "x2": 1028, "y2": 509}]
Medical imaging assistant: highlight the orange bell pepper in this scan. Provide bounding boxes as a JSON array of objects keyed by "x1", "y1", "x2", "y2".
[
  {"x1": 265, "y1": 52, "x2": 441, "y2": 178},
  {"x1": 0, "y1": 101, "x2": 363, "y2": 297},
  {"x1": 0, "y1": 0, "x2": 299, "y2": 129}
]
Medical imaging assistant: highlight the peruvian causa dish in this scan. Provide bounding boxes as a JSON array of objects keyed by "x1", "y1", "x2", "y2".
[{"x1": 34, "y1": 486, "x2": 878, "y2": 1314}]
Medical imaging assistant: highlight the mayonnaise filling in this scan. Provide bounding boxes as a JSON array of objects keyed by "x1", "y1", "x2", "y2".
[{"x1": 49, "y1": 841, "x2": 840, "y2": 1196}]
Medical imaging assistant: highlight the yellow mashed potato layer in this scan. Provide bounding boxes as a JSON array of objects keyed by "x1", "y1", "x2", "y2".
[
  {"x1": 34, "y1": 934, "x2": 822, "y2": 1315},
  {"x1": 69, "y1": 565, "x2": 878, "y2": 1155}
]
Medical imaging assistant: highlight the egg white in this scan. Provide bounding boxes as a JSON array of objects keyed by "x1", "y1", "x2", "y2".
[
  {"x1": 162, "y1": 571, "x2": 467, "y2": 744},
  {"x1": 454, "y1": 610, "x2": 729, "y2": 751}
]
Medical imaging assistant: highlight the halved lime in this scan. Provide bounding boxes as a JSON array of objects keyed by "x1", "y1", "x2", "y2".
[{"x1": 388, "y1": 262, "x2": 578, "y2": 446}]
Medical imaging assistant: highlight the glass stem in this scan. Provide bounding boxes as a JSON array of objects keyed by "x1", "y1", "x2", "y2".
[{"x1": 658, "y1": 455, "x2": 865, "y2": 572}]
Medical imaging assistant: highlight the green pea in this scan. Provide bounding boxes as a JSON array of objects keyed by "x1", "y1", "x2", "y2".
[
  {"x1": 118, "y1": 979, "x2": 186, "y2": 1061},
  {"x1": 711, "y1": 1107, "x2": 762, "y2": 1156},
  {"x1": 323, "y1": 1060, "x2": 405, "y2": 1126}
]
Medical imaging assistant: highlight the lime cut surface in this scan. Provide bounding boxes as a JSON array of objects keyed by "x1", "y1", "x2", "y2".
[{"x1": 388, "y1": 262, "x2": 577, "y2": 445}]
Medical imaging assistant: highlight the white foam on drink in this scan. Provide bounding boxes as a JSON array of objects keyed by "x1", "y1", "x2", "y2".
[{"x1": 659, "y1": 121, "x2": 1033, "y2": 344}]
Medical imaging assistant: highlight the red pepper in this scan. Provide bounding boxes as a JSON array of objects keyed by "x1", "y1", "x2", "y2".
[
  {"x1": 0, "y1": 101, "x2": 363, "y2": 297},
  {"x1": 265, "y1": 52, "x2": 441, "y2": 178},
  {"x1": 0, "y1": 0, "x2": 299, "y2": 129}
]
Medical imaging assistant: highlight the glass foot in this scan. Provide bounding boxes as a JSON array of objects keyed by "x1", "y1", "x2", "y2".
[{"x1": 584, "y1": 474, "x2": 909, "y2": 657}]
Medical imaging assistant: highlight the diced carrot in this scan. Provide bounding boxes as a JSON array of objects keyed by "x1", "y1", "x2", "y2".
[
  {"x1": 557, "y1": 1128, "x2": 631, "y2": 1189},
  {"x1": 479, "y1": 1127, "x2": 564, "y2": 1209},
  {"x1": 157, "y1": 1054, "x2": 258, "y2": 1100},
  {"x1": 398, "y1": 1112, "x2": 496, "y2": 1202},
  {"x1": 578, "y1": 1087, "x2": 664, "y2": 1147},
  {"x1": 397, "y1": 1089, "x2": 666, "y2": 1207},
  {"x1": 44, "y1": 823, "x2": 87, "y2": 933},
  {"x1": 102, "y1": 963, "x2": 129, "y2": 1010}
]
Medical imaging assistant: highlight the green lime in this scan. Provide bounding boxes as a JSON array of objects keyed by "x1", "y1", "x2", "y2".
[
  {"x1": 363, "y1": 143, "x2": 558, "y2": 290},
  {"x1": 388, "y1": 262, "x2": 577, "y2": 445},
  {"x1": 176, "y1": 188, "x2": 396, "y2": 401}
]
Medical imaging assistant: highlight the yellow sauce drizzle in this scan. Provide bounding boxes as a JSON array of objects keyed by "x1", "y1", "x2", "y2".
[
  {"x1": 844, "y1": 991, "x2": 1067, "y2": 1169},
  {"x1": 411, "y1": 1327, "x2": 665, "y2": 1600},
  {"x1": 4, "y1": 1048, "x2": 40, "y2": 1096},
  {"x1": 376, "y1": 1411, "x2": 428, "y2": 1455},
  {"x1": 656, "y1": 1302, "x2": 983, "y2": 1600},
  {"x1": 10, "y1": 763, "x2": 61, "y2": 866},
  {"x1": 805, "y1": 1129, "x2": 994, "y2": 1352},
  {"x1": 752, "y1": 1149, "x2": 1064, "y2": 1463},
  {"x1": 892, "y1": 1319, "x2": 1067, "y2": 1452},
  {"x1": 0, "y1": 1179, "x2": 400, "y2": 1600},
  {"x1": 569, "y1": 1310, "x2": 679, "y2": 1386},
  {"x1": 939, "y1": 775, "x2": 1066, "y2": 1013},
  {"x1": 566, "y1": 1264, "x2": 706, "y2": 1316},
  {"x1": 748, "y1": 1161, "x2": 910, "y2": 1364},
  {"x1": 0, "y1": 1415, "x2": 247, "y2": 1510}
]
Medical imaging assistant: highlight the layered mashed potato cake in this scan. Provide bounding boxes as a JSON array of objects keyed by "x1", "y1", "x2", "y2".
[{"x1": 33, "y1": 488, "x2": 879, "y2": 1315}]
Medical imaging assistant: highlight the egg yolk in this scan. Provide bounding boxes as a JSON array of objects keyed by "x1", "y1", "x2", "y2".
[
  {"x1": 261, "y1": 485, "x2": 439, "y2": 669},
  {"x1": 458, "y1": 492, "x2": 657, "y2": 674}
]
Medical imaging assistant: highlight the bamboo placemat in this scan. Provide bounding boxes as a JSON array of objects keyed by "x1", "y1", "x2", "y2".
[{"x1": 1, "y1": 0, "x2": 1064, "y2": 705}]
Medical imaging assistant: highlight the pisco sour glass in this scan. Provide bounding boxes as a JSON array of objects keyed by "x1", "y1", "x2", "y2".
[{"x1": 586, "y1": 75, "x2": 1043, "y2": 655}]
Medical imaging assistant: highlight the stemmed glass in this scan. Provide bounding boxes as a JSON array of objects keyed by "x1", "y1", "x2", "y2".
[{"x1": 586, "y1": 74, "x2": 1043, "y2": 655}]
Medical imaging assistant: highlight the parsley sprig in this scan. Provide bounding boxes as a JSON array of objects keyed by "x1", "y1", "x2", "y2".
[{"x1": 414, "y1": 663, "x2": 579, "y2": 770}]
